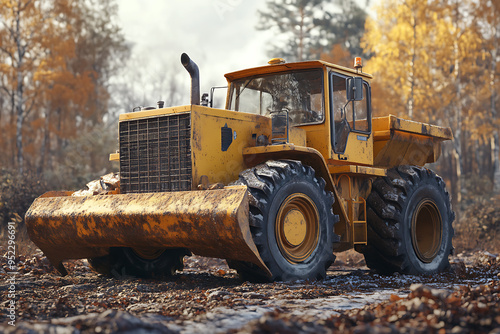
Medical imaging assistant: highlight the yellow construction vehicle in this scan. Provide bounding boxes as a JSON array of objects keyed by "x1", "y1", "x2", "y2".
[{"x1": 26, "y1": 54, "x2": 454, "y2": 281}]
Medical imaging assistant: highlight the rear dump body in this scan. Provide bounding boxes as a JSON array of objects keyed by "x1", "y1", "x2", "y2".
[
  {"x1": 26, "y1": 105, "x2": 274, "y2": 276},
  {"x1": 372, "y1": 115, "x2": 452, "y2": 168}
]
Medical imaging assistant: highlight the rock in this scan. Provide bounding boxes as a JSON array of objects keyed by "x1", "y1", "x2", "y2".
[
  {"x1": 449, "y1": 259, "x2": 467, "y2": 277},
  {"x1": 242, "y1": 292, "x2": 265, "y2": 299},
  {"x1": 72, "y1": 172, "x2": 120, "y2": 197},
  {"x1": 206, "y1": 289, "x2": 232, "y2": 300},
  {"x1": 430, "y1": 288, "x2": 451, "y2": 301}
]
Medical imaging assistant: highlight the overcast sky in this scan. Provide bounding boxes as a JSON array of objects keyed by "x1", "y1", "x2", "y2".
[
  {"x1": 116, "y1": 0, "x2": 375, "y2": 106},
  {"x1": 117, "y1": 0, "x2": 270, "y2": 99}
]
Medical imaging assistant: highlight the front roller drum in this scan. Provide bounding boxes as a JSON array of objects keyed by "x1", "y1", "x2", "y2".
[{"x1": 25, "y1": 186, "x2": 270, "y2": 277}]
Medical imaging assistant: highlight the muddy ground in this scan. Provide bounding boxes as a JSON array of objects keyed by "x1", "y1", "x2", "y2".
[{"x1": 1, "y1": 248, "x2": 500, "y2": 333}]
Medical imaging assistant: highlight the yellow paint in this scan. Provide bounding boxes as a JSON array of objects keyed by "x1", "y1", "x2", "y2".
[
  {"x1": 288, "y1": 127, "x2": 307, "y2": 147},
  {"x1": 283, "y1": 209, "x2": 307, "y2": 246},
  {"x1": 328, "y1": 165, "x2": 387, "y2": 176},
  {"x1": 330, "y1": 131, "x2": 373, "y2": 165},
  {"x1": 275, "y1": 193, "x2": 320, "y2": 263},
  {"x1": 373, "y1": 115, "x2": 453, "y2": 140},
  {"x1": 373, "y1": 130, "x2": 391, "y2": 141},
  {"x1": 119, "y1": 105, "x2": 191, "y2": 121},
  {"x1": 190, "y1": 105, "x2": 271, "y2": 186},
  {"x1": 25, "y1": 186, "x2": 271, "y2": 277},
  {"x1": 243, "y1": 143, "x2": 320, "y2": 156},
  {"x1": 109, "y1": 153, "x2": 119, "y2": 161},
  {"x1": 301, "y1": 125, "x2": 331, "y2": 159}
]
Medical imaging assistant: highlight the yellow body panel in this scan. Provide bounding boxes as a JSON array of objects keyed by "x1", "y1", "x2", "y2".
[
  {"x1": 301, "y1": 124, "x2": 332, "y2": 160},
  {"x1": 330, "y1": 132, "x2": 373, "y2": 165},
  {"x1": 109, "y1": 152, "x2": 119, "y2": 161},
  {"x1": 288, "y1": 127, "x2": 307, "y2": 146},
  {"x1": 119, "y1": 105, "x2": 192, "y2": 121},
  {"x1": 328, "y1": 165, "x2": 387, "y2": 177},
  {"x1": 190, "y1": 105, "x2": 271, "y2": 186}
]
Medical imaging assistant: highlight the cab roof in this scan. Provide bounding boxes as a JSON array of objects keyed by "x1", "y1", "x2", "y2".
[{"x1": 224, "y1": 60, "x2": 373, "y2": 82}]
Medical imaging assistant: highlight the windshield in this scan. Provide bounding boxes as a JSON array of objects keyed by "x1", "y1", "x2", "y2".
[{"x1": 228, "y1": 69, "x2": 324, "y2": 125}]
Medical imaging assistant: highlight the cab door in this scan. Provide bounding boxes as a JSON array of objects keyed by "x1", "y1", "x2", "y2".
[{"x1": 328, "y1": 72, "x2": 373, "y2": 165}]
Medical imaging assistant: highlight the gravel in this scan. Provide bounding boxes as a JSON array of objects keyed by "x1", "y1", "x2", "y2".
[{"x1": 1, "y1": 249, "x2": 499, "y2": 333}]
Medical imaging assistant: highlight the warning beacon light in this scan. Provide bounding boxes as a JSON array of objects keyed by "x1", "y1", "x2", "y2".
[{"x1": 354, "y1": 57, "x2": 362, "y2": 69}]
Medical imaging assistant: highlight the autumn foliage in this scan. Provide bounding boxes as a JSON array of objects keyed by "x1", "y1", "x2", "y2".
[
  {"x1": 362, "y1": 0, "x2": 500, "y2": 207},
  {"x1": 0, "y1": 0, "x2": 128, "y2": 187}
]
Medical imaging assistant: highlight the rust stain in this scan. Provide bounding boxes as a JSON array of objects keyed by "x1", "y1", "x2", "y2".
[{"x1": 25, "y1": 187, "x2": 271, "y2": 277}]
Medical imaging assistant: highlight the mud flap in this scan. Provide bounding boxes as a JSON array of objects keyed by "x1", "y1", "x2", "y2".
[{"x1": 25, "y1": 186, "x2": 271, "y2": 277}]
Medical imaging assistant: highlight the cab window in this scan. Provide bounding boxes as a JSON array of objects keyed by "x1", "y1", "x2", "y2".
[{"x1": 229, "y1": 69, "x2": 324, "y2": 126}]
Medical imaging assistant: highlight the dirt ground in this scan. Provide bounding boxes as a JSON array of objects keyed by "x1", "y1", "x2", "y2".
[{"x1": 1, "y1": 247, "x2": 499, "y2": 334}]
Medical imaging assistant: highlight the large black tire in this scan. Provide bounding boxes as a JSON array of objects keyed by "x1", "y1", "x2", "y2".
[
  {"x1": 88, "y1": 247, "x2": 189, "y2": 279},
  {"x1": 228, "y1": 160, "x2": 338, "y2": 282},
  {"x1": 361, "y1": 166, "x2": 454, "y2": 275}
]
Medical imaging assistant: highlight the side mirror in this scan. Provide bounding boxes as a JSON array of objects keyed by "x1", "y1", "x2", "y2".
[{"x1": 346, "y1": 77, "x2": 363, "y2": 101}]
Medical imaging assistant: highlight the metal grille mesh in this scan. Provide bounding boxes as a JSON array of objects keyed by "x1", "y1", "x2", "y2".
[{"x1": 119, "y1": 113, "x2": 192, "y2": 193}]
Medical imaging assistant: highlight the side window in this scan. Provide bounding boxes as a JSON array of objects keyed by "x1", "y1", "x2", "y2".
[
  {"x1": 237, "y1": 88, "x2": 261, "y2": 114},
  {"x1": 346, "y1": 85, "x2": 369, "y2": 132},
  {"x1": 329, "y1": 73, "x2": 370, "y2": 154}
]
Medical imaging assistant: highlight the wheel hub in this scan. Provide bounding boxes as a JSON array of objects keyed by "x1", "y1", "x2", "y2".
[
  {"x1": 283, "y1": 209, "x2": 307, "y2": 246},
  {"x1": 411, "y1": 199, "x2": 443, "y2": 263},
  {"x1": 276, "y1": 194, "x2": 320, "y2": 263}
]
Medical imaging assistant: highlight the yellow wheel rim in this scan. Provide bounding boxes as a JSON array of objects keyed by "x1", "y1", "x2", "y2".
[
  {"x1": 275, "y1": 194, "x2": 320, "y2": 263},
  {"x1": 411, "y1": 199, "x2": 442, "y2": 263},
  {"x1": 132, "y1": 248, "x2": 165, "y2": 260}
]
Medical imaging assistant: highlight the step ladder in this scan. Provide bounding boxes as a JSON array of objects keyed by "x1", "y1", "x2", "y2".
[
  {"x1": 348, "y1": 197, "x2": 367, "y2": 245},
  {"x1": 337, "y1": 174, "x2": 367, "y2": 245}
]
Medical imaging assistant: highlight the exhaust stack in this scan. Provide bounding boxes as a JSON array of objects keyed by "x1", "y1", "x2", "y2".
[{"x1": 181, "y1": 53, "x2": 200, "y2": 105}]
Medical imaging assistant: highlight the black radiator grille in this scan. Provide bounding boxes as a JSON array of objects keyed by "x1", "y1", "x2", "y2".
[{"x1": 119, "y1": 113, "x2": 192, "y2": 193}]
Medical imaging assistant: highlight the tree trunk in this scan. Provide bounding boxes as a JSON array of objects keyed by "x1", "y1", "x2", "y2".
[
  {"x1": 453, "y1": 131, "x2": 462, "y2": 203},
  {"x1": 492, "y1": 134, "x2": 500, "y2": 193},
  {"x1": 408, "y1": 11, "x2": 417, "y2": 119},
  {"x1": 452, "y1": 3, "x2": 463, "y2": 203},
  {"x1": 14, "y1": 1, "x2": 26, "y2": 174},
  {"x1": 491, "y1": 24, "x2": 500, "y2": 193},
  {"x1": 38, "y1": 111, "x2": 51, "y2": 176},
  {"x1": 16, "y1": 68, "x2": 24, "y2": 174}
]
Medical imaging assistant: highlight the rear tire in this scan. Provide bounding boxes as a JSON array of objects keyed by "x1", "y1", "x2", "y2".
[
  {"x1": 88, "y1": 247, "x2": 189, "y2": 279},
  {"x1": 228, "y1": 160, "x2": 338, "y2": 282},
  {"x1": 361, "y1": 166, "x2": 454, "y2": 275}
]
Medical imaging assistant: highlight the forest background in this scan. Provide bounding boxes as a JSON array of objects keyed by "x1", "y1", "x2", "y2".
[{"x1": 0, "y1": 0, "x2": 499, "y2": 250}]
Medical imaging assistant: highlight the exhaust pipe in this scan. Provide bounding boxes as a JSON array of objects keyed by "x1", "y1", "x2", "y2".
[{"x1": 181, "y1": 53, "x2": 200, "y2": 105}]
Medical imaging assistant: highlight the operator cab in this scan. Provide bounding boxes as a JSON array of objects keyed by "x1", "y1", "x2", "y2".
[{"x1": 225, "y1": 58, "x2": 373, "y2": 165}]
